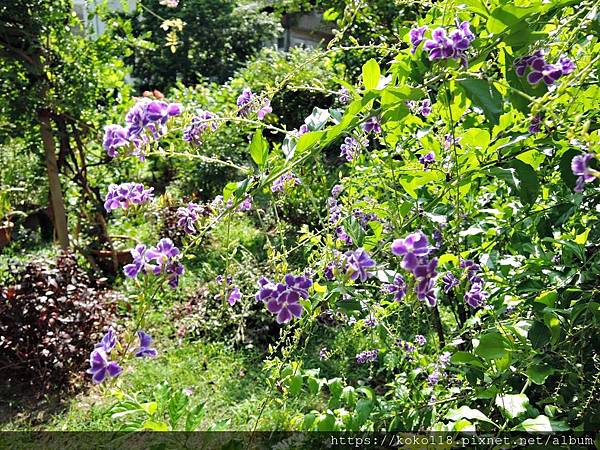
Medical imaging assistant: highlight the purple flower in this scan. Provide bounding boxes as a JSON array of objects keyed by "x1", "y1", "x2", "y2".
[
  {"x1": 237, "y1": 88, "x2": 255, "y2": 116},
  {"x1": 124, "y1": 244, "x2": 147, "y2": 278},
  {"x1": 356, "y1": 349, "x2": 378, "y2": 364},
  {"x1": 135, "y1": 330, "x2": 157, "y2": 358},
  {"x1": 571, "y1": 153, "x2": 596, "y2": 192},
  {"x1": 177, "y1": 203, "x2": 202, "y2": 234},
  {"x1": 362, "y1": 116, "x2": 382, "y2": 134},
  {"x1": 415, "y1": 334, "x2": 426, "y2": 346},
  {"x1": 183, "y1": 110, "x2": 218, "y2": 145},
  {"x1": 420, "y1": 99, "x2": 432, "y2": 117},
  {"x1": 328, "y1": 198, "x2": 342, "y2": 224},
  {"x1": 444, "y1": 134, "x2": 461, "y2": 150},
  {"x1": 409, "y1": 26, "x2": 427, "y2": 53},
  {"x1": 257, "y1": 99, "x2": 272, "y2": 120},
  {"x1": 227, "y1": 286, "x2": 241, "y2": 306},
  {"x1": 166, "y1": 262, "x2": 185, "y2": 289},
  {"x1": 433, "y1": 228, "x2": 443, "y2": 248},
  {"x1": 559, "y1": 56, "x2": 575, "y2": 75},
  {"x1": 416, "y1": 276, "x2": 437, "y2": 306},
  {"x1": 527, "y1": 57, "x2": 563, "y2": 85},
  {"x1": 340, "y1": 136, "x2": 364, "y2": 162},
  {"x1": 103, "y1": 124, "x2": 128, "y2": 158},
  {"x1": 364, "y1": 315, "x2": 377, "y2": 327},
  {"x1": 95, "y1": 327, "x2": 117, "y2": 353},
  {"x1": 146, "y1": 238, "x2": 180, "y2": 274},
  {"x1": 319, "y1": 347, "x2": 329, "y2": 360},
  {"x1": 338, "y1": 87, "x2": 351, "y2": 104},
  {"x1": 427, "y1": 371, "x2": 440, "y2": 386},
  {"x1": 344, "y1": 248, "x2": 376, "y2": 282},
  {"x1": 384, "y1": 274, "x2": 407, "y2": 302},
  {"x1": 271, "y1": 172, "x2": 300, "y2": 193},
  {"x1": 464, "y1": 282, "x2": 487, "y2": 308},
  {"x1": 104, "y1": 183, "x2": 154, "y2": 212},
  {"x1": 418, "y1": 152, "x2": 436, "y2": 169},
  {"x1": 391, "y1": 231, "x2": 431, "y2": 272},
  {"x1": 438, "y1": 351, "x2": 451, "y2": 367},
  {"x1": 442, "y1": 272, "x2": 459, "y2": 293},
  {"x1": 293, "y1": 124, "x2": 310, "y2": 137},
  {"x1": 86, "y1": 348, "x2": 122, "y2": 384},
  {"x1": 529, "y1": 114, "x2": 542, "y2": 134},
  {"x1": 255, "y1": 274, "x2": 312, "y2": 324},
  {"x1": 236, "y1": 196, "x2": 253, "y2": 212},
  {"x1": 423, "y1": 21, "x2": 475, "y2": 65},
  {"x1": 331, "y1": 184, "x2": 343, "y2": 198},
  {"x1": 336, "y1": 226, "x2": 353, "y2": 245}
]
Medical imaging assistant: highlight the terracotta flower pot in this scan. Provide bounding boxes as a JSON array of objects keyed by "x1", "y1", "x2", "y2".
[{"x1": 0, "y1": 221, "x2": 14, "y2": 249}]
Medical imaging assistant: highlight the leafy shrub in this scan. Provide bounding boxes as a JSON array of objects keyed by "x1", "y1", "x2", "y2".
[{"x1": 0, "y1": 253, "x2": 119, "y2": 391}]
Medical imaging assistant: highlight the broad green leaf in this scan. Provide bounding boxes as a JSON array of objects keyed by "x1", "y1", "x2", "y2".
[
  {"x1": 362, "y1": 59, "x2": 381, "y2": 90},
  {"x1": 513, "y1": 415, "x2": 569, "y2": 432},
  {"x1": 296, "y1": 131, "x2": 324, "y2": 155},
  {"x1": 528, "y1": 321, "x2": 551, "y2": 349},
  {"x1": 446, "y1": 406, "x2": 496, "y2": 426},
  {"x1": 184, "y1": 403, "x2": 206, "y2": 431},
  {"x1": 487, "y1": 5, "x2": 538, "y2": 34},
  {"x1": 507, "y1": 159, "x2": 539, "y2": 205},
  {"x1": 495, "y1": 394, "x2": 529, "y2": 419},
  {"x1": 317, "y1": 413, "x2": 336, "y2": 431},
  {"x1": 475, "y1": 331, "x2": 510, "y2": 360},
  {"x1": 450, "y1": 351, "x2": 485, "y2": 368},
  {"x1": 527, "y1": 364, "x2": 555, "y2": 385},
  {"x1": 288, "y1": 374, "x2": 303, "y2": 396},
  {"x1": 355, "y1": 398, "x2": 373, "y2": 425},
  {"x1": 559, "y1": 148, "x2": 580, "y2": 189},
  {"x1": 516, "y1": 150, "x2": 546, "y2": 170},
  {"x1": 461, "y1": 128, "x2": 490, "y2": 152},
  {"x1": 458, "y1": 78, "x2": 503, "y2": 126},
  {"x1": 535, "y1": 290, "x2": 557, "y2": 308},
  {"x1": 142, "y1": 419, "x2": 169, "y2": 431},
  {"x1": 249, "y1": 129, "x2": 268, "y2": 168}
]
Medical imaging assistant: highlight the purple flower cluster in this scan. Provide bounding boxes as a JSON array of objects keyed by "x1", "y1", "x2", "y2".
[
  {"x1": 362, "y1": 116, "x2": 382, "y2": 134},
  {"x1": 216, "y1": 275, "x2": 242, "y2": 306},
  {"x1": 319, "y1": 347, "x2": 330, "y2": 360},
  {"x1": 413, "y1": 21, "x2": 475, "y2": 66},
  {"x1": 391, "y1": 232, "x2": 438, "y2": 306},
  {"x1": 123, "y1": 238, "x2": 184, "y2": 288},
  {"x1": 415, "y1": 334, "x2": 427, "y2": 346},
  {"x1": 103, "y1": 99, "x2": 182, "y2": 160},
  {"x1": 383, "y1": 274, "x2": 407, "y2": 302},
  {"x1": 408, "y1": 99, "x2": 432, "y2": 117},
  {"x1": 338, "y1": 87, "x2": 351, "y2": 104},
  {"x1": 356, "y1": 349, "x2": 379, "y2": 364},
  {"x1": 183, "y1": 110, "x2": 218, "y2": 145},
  {"x1": 529, "y1": 114, "x2": 543, "y2": 134},
  {"x1": 418, "y1": 152, "x2": 436, "y2": 170},
  {"x1": 255, "y1": 273, "x2": 312, "y2": 324},
  {"x1": 514, "y1": 50, "x2": 575, "y2": 85},
  {"x1": 272, "y1": 172, "x2": 300, "y2": 193},
  {"x1": 571, "y1": 153, "x2": 597, "y2": 192},
  {"x1": 328, "y1": 197, "x2": 342, "y2": 224},
  {"x1": 236, "y1": 88, "x2": 272, "y2": 120},
  {"x1": 460, "y1": 259, "x2": 487, "y2": 308},
  {"x1": 441, "y1": 272, "x2": 459, "y2": 293},
  {"x1": 344, "y1": 248, "x2": 376, "y2": 282},
  {"x1": 177, "y1": 203, "x2": 204, "y2": 234},
  {"x1": 364, "y1": 315, "x2": 377, "y2": 327},
  {"x1": 340, "y1": 136, "x2": 368, "y2": 162},
  {"x1": 336, "y1": 226, "x2": 353, "y2": 245},
  {"x1": 135, "y1": 330, "x2": 157, "y2": 358},
  {"x1": 353, "y1": 208, "x2": 379, "y2": 228},
  {"x1": 104, "y1": 183, "x2": 154, "y2": 212},
  {"x1": 87, "y1": 328, "x2": 122, "y2": 384}
]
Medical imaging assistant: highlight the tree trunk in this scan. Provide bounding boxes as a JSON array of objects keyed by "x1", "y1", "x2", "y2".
[{"x1": 38, "y1": 109, "x2": 69, "y2": 249}]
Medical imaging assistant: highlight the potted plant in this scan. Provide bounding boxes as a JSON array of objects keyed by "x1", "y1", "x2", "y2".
[{"x1": 0, "y1": 191, "x2": 15, "y2": 248}]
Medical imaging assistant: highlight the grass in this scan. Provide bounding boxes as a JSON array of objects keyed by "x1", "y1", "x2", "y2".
[{"x1": 5, "y1": 339, "x2": 317, "y2": 431}]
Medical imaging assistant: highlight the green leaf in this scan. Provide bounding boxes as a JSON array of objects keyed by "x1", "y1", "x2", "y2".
[
  {"x1": 167, "y1": 390, "x2": 189, "y2": 429},
  {"x1": 527, "y1": 364, "x2": 555, "y2": 385},
  {"x1": 296, "y1": 131, "x2": 324, "y2": 155},
  {"x1": 528, "y1": 321, "x2": 551, "y2": 349},
  {"x1": 184, "y1": 403, "x2": 206, "y2": 432},
  {"x1": 458, "y1": 78, "x2": 503, "y2": 126},
  {"x1": 249, "y1": 129, "x2": 268, "y2": 168},
  {"x1": 288, "y1": 375, "x2": 303, "y2": 396},
  {"x1": 559, "y1": 148, "x2": 580, "y2": 189},
  {"x1": 450, "y1": 351, "x2": 485, "y2": 368},
  {"x1": 535, "y1": 290, "x2": 557, "y2": 308},
  {"x1": 317, "y1": 413, "x2": 336, "y2": 431},
  {"x1": 446, "y1": 406, "x2": 496, "y2": 426},
  {"x1": 513, "y1": 415, "x2": 569, "y2": 432},
  {"x1": 362, "y1": 58, "x2": 381, "y2": 90},
  {"x1": 354, "y1": 398, "x2": 373, "y2": 426},
  {"x1": 495, "y1": 394, "x2": 529, "y2": 420},
  {"x1": 507, "y1": 159, "x2": 539, "y2": 205},
  {"x1": 475, "y1": 331, "x2": 510, "y2": 360},
  {"x1": 142, "y1": 419, "x2": 169, "y2": 431},
  {"x1": 487, "y1": 4, "x2": 538, "y2": 34}
]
